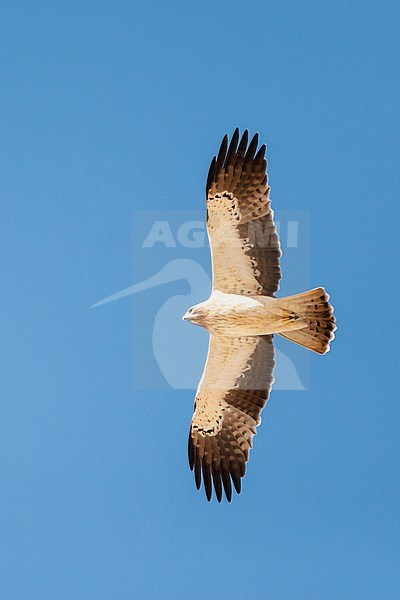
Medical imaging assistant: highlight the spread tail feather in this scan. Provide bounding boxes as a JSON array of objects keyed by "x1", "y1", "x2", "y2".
[{"x1": 277, "y1": 287, "x2": 336, "y2": 354}]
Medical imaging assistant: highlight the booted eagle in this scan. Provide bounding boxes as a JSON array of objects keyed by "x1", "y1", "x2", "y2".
[{"x1": 183, "y1": 129, "x2": 336, "y2": 502}]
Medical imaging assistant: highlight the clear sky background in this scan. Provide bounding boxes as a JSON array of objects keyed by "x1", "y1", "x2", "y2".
[{"x1": 1, "y1": 2, "x2": 399, "y2": 599}]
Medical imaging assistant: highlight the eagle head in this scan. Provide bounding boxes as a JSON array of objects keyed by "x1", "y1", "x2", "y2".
[{"x1": 182, "y1": 302, "x2": 208, "y2": 326}]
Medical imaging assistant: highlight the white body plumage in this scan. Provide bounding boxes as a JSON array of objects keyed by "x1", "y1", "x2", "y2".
[{"x1": 182, "y1": 290, "x2": 303, "y2": 337}]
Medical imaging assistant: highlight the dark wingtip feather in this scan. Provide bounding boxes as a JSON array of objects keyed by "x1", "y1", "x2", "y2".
[
  {"x1": 216, "y1": 134, "x2": 228, "y2": 170},
  {"x1": 236, "y1": 129, "x2": 249, "y2": 159},
  {"x1": 224, "y1": 128, "x2": 240, "y2": 168},
  {"x1": 206, "y1": 156, "x2": 217, "y2": 195},
  {"x1": 194, "y1": 461, "x2": 201, "y2": 490},
  {"x1": 244, "y1": 132, "x2": 259, "y2": 164},
  {"x1": 202, "y1": 462, "x2": 212, "y2": 501},
  {"x1": 231, "y1": 469, "x2": 242, "y2": 494},
  {"x1": 221, "y1": 468, "x2": 232, "y2": 502},
  {"x1": 188, "y1": 433, "x2": 194, "y2": 471},
  {"x1": 254, "y1": 143, "x2": 266, "y2": 165},
  {"x1": 212, "y1": 468, "x2": 223, "y2": 503}
]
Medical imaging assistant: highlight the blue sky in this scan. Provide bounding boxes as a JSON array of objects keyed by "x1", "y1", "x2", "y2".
[{"x1": 1, "y1": 2, "x2": 399, "y2": 599}]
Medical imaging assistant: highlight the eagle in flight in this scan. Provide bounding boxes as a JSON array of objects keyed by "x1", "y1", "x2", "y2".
[{"x1": 182, "y1": 129, "x2": 336, "y2": 502}]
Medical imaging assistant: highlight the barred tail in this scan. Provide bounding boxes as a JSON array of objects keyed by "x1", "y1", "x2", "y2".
[{"x1": 277, "y1": 287, "x2": 336, "y2": 354}]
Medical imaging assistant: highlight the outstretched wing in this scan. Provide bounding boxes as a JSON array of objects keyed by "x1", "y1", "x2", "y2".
[
  {"x1": 206, "y1": 128, "x2": 281, "y2": 296},
  {"x1": 188, "y1": 334, "x2": 275, "y2": 502}
]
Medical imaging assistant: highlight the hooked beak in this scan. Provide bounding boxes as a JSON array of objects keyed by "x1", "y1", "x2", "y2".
[{"x1": 182, "y1": 311, "x2": 189, "y2": 321}]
